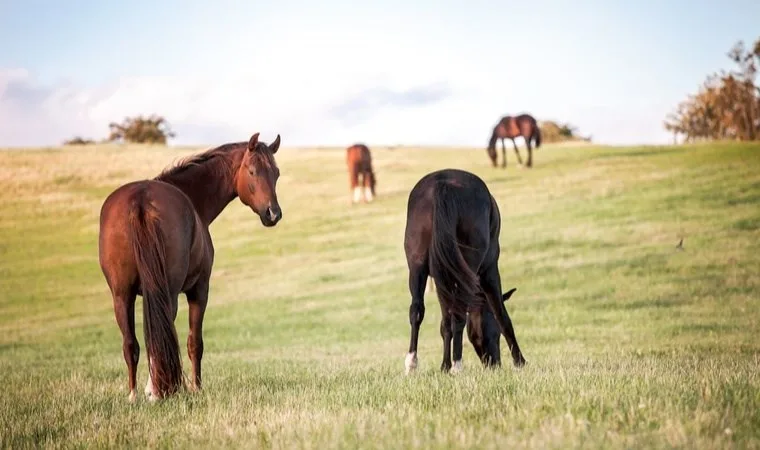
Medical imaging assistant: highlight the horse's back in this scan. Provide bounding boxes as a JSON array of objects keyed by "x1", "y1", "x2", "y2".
[
  {"x1": 347, "y1": 144, "x2": 372, "y2": 171},
  {"x1": 405, "y1": 169, "x2": 494, "y2": 261},
  {"x1": 99, "y1": 180, "x2": 207, "y2": 295}
]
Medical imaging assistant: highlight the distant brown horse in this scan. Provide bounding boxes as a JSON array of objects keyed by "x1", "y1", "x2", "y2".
[
  {"x1": 487, "y1": 114, "x2": 542, "y2": 168},
  {"x1": 346, "y1": 143, "x2": 376, "y2": 204},
  {"x1": 98, "y1": 132, "x2": 282, "y2": 401},
  {"x1": 403, "y1": 168, "x2": 526, "y2": 374}
]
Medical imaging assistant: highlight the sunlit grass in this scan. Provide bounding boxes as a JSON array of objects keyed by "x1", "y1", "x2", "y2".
[{"x1": 0, "y1": 140, "x2": 758, "y2": 449}]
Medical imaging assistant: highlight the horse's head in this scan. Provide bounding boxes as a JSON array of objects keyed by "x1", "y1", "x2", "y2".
[
  {"x1": 470, "y1": 288, "x2": 517, "y2": 363},
  {"x1": 487, "y1": 130, "x2": 499, "y2": 167},
  {"x1": 486, "y1": 144, "x2": 497, "y2": 166},
  {"x1": 236, "y1": 132, "x2": 282, "y2": 227}
]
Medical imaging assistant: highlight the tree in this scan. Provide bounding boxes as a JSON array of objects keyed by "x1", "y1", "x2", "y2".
[
  {"x1": 664, "y1": 37, "x2": 760, "y2": 142},
  {"x1": 538, "y1": 120, "x2": 590, "y2": 144},
  {"x1": 107, "y1": 114, "x2": 176, "y2": 145},
  {"x1": 63, "y1": 136, "x2": 95, "y2": 145}
]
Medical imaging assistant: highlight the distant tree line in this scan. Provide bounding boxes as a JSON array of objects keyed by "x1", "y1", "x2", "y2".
[
  {"x1": 64, "y1": 114, "x2": 176, "y2": 146},
  {"x1": 63, "y1": 113, "x2": 590, "y2": 147},
  {"x1": 664, "y1": 37, "x2": 760, "y2": 142},
  {"x1": 538, "y1": 120, "x2": 591, "y2": 144}
]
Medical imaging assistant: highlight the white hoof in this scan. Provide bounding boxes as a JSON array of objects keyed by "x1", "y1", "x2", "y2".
[
  {"x1": 451, "y1": 360, "x2": 463, "y2": 374},
  {"x1": 364, "y1": 187, "x2": 374, "y2": 203},
  {"x1": 128, "y1": 390, "x2": 137, "y2": 403},
  {"x1": 352, "y1": 187, "x2": 362, "y2": 203},
  {"x1": 405, "y1": 352, "x2": 418, "y2": 375}
]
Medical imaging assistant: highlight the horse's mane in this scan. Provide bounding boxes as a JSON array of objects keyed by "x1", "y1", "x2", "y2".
[{"x1": 155, "y1": 142, "x2": 245, "y2": 182}]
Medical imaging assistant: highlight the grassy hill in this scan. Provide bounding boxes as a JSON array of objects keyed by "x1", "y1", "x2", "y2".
[{"x1": 1, "y1": 141, "x2": 758, "y2": 448}]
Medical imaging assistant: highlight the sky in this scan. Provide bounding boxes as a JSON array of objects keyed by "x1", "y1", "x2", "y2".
[{"x1": 1, "y1": 0, "x2": 758, "y2": 148}]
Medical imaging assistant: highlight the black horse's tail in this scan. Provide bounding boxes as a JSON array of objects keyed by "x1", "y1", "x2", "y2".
[
  {"x1": 533, "y1": 125, "x2": 542, "y2": 149},
  {"x1": 429, "y1": 182, "x2": 481, "y2": 318}
]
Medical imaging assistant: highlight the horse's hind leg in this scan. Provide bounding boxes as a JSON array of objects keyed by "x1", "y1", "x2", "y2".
[
  {"x1": 480, "y1": 263, "x2": 526, "y2": 367},
  {"x1": 186, "y1": 280, "x2": 209, "y2": 392},
  {"x1": 439, "y1": 303, "x2": 452, "y2": 373},
  {"x1": 350, "y1": 167, "x2": 361, "y2": 204},
  {"x1": 405, "y1": 262, "x2": 428, "y2": 374},
  {"x1": 362, "y1": 171, "x2": 374, "y2": 203},
  {"x1": 112, "y1": 289, "x2": 139, "y2": 402},
  {"x1": 525, "y1": 139, "x2": 533, "y2": 168}
]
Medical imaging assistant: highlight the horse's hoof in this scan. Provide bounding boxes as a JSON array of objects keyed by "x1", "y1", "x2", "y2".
[
  {"x1": 450, "y1": 360, "x2": 463, "y2": 374},
  {"x1": 128, "y1": 390, "x2": 137, "y2": 403},
  {"x1": 405, "y1": 352, "x2": 418, "y2": 375}
]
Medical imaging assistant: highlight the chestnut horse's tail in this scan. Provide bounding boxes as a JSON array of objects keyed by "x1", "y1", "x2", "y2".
[
  {"x1": 429, "y1": 182, "x2": 481, "y2": 318},
  {"x1": 128, "y1": 188, "x2": 183, "y2": 398}
]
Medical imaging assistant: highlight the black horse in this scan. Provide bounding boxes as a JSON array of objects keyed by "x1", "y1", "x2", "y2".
[{"x1": 403, "y1": 168, "x2": 526, "y2": 373}]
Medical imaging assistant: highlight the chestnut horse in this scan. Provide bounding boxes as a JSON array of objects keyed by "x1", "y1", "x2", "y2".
[
  {"x1": 487, "y1": 114, "x2": 542, "y2": 168},
  {"x1": 403, "y1": 168, "x2": 526, "y2": 374},
  {"x1": 98, "y1": 132, "x2": 282, "y2": 401},
  {"x1": 346, "y1": 143, "x2": 376, "y2": 203}
]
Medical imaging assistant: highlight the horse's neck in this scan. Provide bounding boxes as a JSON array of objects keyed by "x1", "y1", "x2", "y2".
[{"x1": 161, "y1": 155, "x2": 241, "y2": 226}]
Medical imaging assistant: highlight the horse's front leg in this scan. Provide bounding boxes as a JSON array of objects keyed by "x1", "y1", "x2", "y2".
[
  {"x1": 450, "y1": 313, "x2": 466, "y2": 373},
  {"x1": 512, "y1": 139, "x2": 524, "y2": 166},
  {"x1": 500, "y1": 139, "x2": 507, "y2": 168}
]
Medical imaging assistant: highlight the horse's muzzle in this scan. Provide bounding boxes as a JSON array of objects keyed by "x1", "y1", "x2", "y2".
[{"x1": 262, "y1": 205, "x2": 282, "y2": 226}]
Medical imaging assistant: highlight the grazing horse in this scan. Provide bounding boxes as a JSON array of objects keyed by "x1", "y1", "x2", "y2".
[
  {"x1": 403, "y1": 168, "x2": 526, "y2": 374},
  {"x1": 487, "y1": 114, "x2": 542, "y2": 168},
  {"x1": 346, "y1": 143, "x2": 376, "y2": 204},
  {"x1": 99, "y1": 132, "x2": 283, "y2": 401}
]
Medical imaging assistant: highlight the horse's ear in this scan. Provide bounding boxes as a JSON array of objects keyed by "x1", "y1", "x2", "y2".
[
  {"x1": 502, "y1": 288, "x2": 517, "y2": 302},
  {"x1": 269, "y1": 134, "x2": 281, "y2": 154},
  {"x1": 248, "y1": 132, "x2": 260, "y2": 152}
]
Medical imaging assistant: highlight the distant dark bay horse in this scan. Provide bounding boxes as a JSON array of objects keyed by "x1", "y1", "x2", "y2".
[
  {"x1": 403, "y1": 168, "x2": 526, "y2": 374},
  {"x1": 346, "y1": 143, "x2": 376, "y2": 204},
  {"x1": 487, "y1": 114, "x2": 542, "y2": 168},
  {"x1": 99, "y1": 132, "x2": 282, "y2": 401}
]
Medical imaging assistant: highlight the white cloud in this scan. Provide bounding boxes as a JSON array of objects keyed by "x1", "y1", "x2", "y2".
[{"x1": 0, "y1": 62, "x2": 672, "y2": 148}]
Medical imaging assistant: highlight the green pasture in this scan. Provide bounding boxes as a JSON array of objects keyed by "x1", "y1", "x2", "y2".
[{"x1": 0, "y1": 140, "x2": 758, "y2": 449}]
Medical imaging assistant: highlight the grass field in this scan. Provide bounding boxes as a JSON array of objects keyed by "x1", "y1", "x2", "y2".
[{"x1": 1, "y1": 140, "x2": 759, "y2": 449}]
